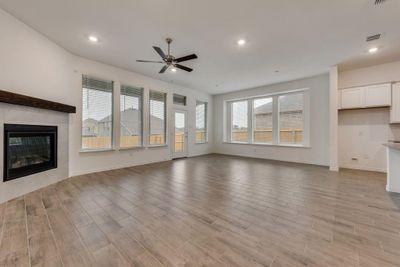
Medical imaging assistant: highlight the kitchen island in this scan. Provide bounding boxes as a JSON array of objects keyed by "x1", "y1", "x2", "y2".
[{"x1": 384, "y1": 142, "x2": 400, "y2": 193}]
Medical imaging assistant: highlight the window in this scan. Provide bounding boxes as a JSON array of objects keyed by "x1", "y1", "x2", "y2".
[
  {"x1": 173, "y1": 94, "x2": 187, "y2": 106},
  {"x1": 82, "y1": 76, "x2": 113, "y2": 150},
  {"x1": 279, "y1": 93, "x2": 304, "y2": 145},
  {"x1": 196, "y1": 101, "x2": 207, "y2": 143},
  {"x1": 231, "y1": 101, "x2": 248, "y2": 143},
  {"x1": 253, "y1": 97, "x2": 273, "y2": 143},
  {"x1": 227, "y1": 90, "x2": 307, "y2": 146},
  {"x1": 149, "y1": 90, "x2": 167, "y2": 145},
  {"x1": 120, "y1": 85, "x2": 143, "y2": 148}
]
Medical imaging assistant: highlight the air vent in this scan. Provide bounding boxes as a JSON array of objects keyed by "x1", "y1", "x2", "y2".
[
  {"x1": 366, "y1": 34, "x2": 381, "y2": 42},
  {"x1": 375, "y1": 0, "x2": 387, "y2": 4}
]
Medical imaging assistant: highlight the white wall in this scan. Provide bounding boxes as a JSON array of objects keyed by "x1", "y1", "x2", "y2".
[
  {"x1": 339, "y1": 61, "x2": 400, "y2": 89},
  {"x1": 0, "y1": 8, "x2": 213, "y2": 201},
  {"x1": 338, "y1": 61, "x2": 400, "y2": 172},
  {"x1": 213, "y1": 74, "x2": 330, "y2": 166}
]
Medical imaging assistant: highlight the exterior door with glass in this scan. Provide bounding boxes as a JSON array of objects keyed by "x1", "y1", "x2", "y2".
[{"x1": 173, "y1": 110, "x2": 188, "y2": 158}]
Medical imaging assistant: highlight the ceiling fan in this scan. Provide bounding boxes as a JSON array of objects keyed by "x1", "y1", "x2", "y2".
[{"x1": 137, "y1": 38, "x2": 198, "y2": 73}]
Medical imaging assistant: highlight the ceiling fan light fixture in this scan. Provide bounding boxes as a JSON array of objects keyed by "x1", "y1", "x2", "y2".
[
  {"x1": 171, "y1": 68, "x2": 177, "y2": 72},
  {"x1": 369, "y1": 47, "x2": 378, "y2": 53}
]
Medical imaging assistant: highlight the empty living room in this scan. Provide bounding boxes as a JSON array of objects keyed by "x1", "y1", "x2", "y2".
[{"x1": 1, "y1": 0, "x2": 400, "y2": 266}]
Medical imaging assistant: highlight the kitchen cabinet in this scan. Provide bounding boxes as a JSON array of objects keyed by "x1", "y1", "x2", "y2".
[
  {"x1": 340, "y1": 87, "x2": 364, "y2": 109},
  {"x1": 390, "y1": 83, "x2": 400, "y2": 123},
  {"x1": 339, "y1": 83, "x2": 391, "y2": 110}
]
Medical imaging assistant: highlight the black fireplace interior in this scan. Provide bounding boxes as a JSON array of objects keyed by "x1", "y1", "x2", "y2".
[{"x1": 3, "y1": 124, "x2": 57, "y2": 182}]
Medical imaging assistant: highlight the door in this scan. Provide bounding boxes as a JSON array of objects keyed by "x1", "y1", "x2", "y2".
[{"x1": 173, "y1": 110, "x2": 188, "y2": 158}]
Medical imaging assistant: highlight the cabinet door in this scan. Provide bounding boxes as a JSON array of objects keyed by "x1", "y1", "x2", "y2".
[
  {"x1": 391, "y1": 83, "x2": 400, "y2": 123},
  {"x1": 365, "y1": 83, "x2": 391, "y2": 107},
  {"x1": 340, "y1": 87, "x2": 364, "y2": 109}
]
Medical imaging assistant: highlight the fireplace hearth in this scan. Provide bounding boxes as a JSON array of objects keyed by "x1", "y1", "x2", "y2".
[{"x1": 3, "y1": 124, "x2": 57, "y2": 181}]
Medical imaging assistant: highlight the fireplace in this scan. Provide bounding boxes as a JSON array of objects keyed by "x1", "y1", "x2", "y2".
[{"x1": 3, "y1": 124, "x2": 57, "y2": 182}]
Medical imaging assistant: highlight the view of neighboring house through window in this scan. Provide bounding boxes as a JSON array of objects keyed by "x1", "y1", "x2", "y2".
[
  {"x1": 120, "y1": 85, "x2": 143, "y2": 148},
  {"x1": 228, "y1": 90, "x2": 306, "y2": 146},
  {"x1": 231, "y1": 100, "x2": 248, "y2": 143},
  {"x1": 149, "y1": 90, "x2": 167, "y2": 145},
  {"x1": 253, "y1": 97, "x2": 273, "y2": 143},
  {"x1": 82, "y1": 75, "x2": 113, "y2": 150},
  {"x1": 279, "y1": 93, "x2": 304, "y2": 144},
  {"x1": 196, "y1": 101, "x2": 207, "y2": 143}
]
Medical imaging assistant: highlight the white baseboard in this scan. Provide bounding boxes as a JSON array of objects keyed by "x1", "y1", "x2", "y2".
[{"x1": 339, "y1": 164, "x2": 386, "y2": 173}]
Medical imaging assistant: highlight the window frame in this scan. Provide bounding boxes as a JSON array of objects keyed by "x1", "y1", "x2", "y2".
[
  {"x1": 225, "y1": 88, "x2": 310, "y2": 148},
  {"x1": 195, "y1": 100, "x2": 208, "y2": 144},
  {"x1": 149, "y1": 90, "x2": 167, "y2": 147},
  {"x1": 119, "y1": 85, "x2": 144, "y2": 149},
  {"x1": 80, "y1": 75, "x2": 114, "y2": 152}
]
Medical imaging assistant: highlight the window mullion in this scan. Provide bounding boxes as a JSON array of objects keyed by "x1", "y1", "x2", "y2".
[
  {"x1": 272, "y1": 96, "x2": 279, "y2": 145},
  {"x1": 248, "y1": 99, "x2": 254, "y2": 144}
]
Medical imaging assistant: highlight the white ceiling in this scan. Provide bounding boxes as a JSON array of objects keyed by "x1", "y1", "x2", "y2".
[{"x1": 1, "y1": 0, "x2": 400, "y2": 94}]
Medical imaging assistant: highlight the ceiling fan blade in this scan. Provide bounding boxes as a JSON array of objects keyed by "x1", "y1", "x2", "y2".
[
  {"x1": 174, "y1": 64, "x2": 193, "y2": 72},
  {"x1": 136, "y1": 60, "x2": 164, "y2": 63},
  {"x1": 153, "y1": 46, "x2": 167, "y2": 59},
  {"x1": 174, "y1": 54, "x2": 198, "y2": 63},
  {"x1": 159, "y1": 65, "x2": 169, "y2": 73}
]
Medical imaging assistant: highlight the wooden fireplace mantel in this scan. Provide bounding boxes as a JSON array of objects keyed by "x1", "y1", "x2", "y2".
[{"x1": 0, "y1": 90, "x2": 76, "y2": 113}]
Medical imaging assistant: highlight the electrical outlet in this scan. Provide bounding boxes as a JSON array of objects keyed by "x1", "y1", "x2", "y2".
[{"x1": 351, "y1": 157, "x2": 358, "y2": 161}]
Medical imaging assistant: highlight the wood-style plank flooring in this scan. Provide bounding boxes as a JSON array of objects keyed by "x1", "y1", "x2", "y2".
[{"x1": 1, "y1": 154, "x2": 400, "y2": 267}]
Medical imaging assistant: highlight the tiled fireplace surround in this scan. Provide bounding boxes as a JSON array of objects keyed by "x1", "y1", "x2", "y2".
[{"x1": 0, "y1": 103, "x2": 69, "y2": 203}]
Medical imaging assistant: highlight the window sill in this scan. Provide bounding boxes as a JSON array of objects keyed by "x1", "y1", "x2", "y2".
[
  {"x1": 80, "y1": 148, "x2": 115, "y2": 153},
  {"x1": 223, "y1": 142, "x2": 311, "y2": 148},
  {"x1": 118, "y1": 146, "x2": 144, "y2": 151},
  {"x1": 148, "y1": 144, "x2": 168, "y2": 148},
  {"x1": 195, "y1": 142, "x2": 208, "y2": 145}
]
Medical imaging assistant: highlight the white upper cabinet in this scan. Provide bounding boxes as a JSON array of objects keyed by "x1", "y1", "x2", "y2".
[
  {"x1": 339, "y1": 83, "x2": 391, "y2": 110},
  {"x1": 365, "y1": 83, "x2": 391, "y2": 107},
  {"x1": 340, "y1": 87, "x2": 364, "y2": 109},
  {"x1": 390, "y1": 83, "x2": 400, "y2": 123}
]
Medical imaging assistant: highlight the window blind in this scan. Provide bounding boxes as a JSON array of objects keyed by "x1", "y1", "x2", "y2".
[
  {"x1": 120, "y1": 85, "x2": 143, "y2": 148},
  {"x1": 173, "y1": 94, "x2": 187, "y2": 106},
  {"x1": 81, "y1": 75, "x2": 114, "y2": 149},
  {"x1": 149, "y1": 90, "x2": 167, "y2": 145},
  {"x1": 196, "y1": 101, "x2": 207, "y2": 143}
]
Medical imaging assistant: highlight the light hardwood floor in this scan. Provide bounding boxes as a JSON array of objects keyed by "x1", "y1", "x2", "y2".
[{"x1": 1, "y1": 154, "x2": 400, "y2": 267}]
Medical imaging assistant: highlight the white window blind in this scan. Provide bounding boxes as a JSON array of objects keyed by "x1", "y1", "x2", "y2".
[
  {"x1": 173, "y1": 94, "x2": 187, "y2": 106},
  {"x1": 149, "y1": 90, "x2": 167, "y2": 145},
  {"x1": 196, "y1": 101, "x2": 207, "y2": 143},
  {"x1": 120, "y1": 85, "x2": 143, "y2": 148},
  {"x1": 231, "y1": 101, "x2": 248, "y2": 143},
  {"x1": 279, "y1": 93, "x2": 304, "y2": 144},
  {"x1": 253, "y1": 97, "x2": 273, "y2": 143},
  {"x1": 82, "y1": 75, "x2": 113, "y2": 150}
]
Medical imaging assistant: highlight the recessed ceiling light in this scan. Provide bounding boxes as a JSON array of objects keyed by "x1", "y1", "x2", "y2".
[
  {"x1": 88, "y1": 35, "x2": 99, "y2": 43},
  {"x1": 171, "y1": 68, "x2": 177, "y2": 72},
  {"x1": 237, "y1": 39, "x2": 246, "y2": 46},
  {"x1": 369, "y1": 47, "x2": 378, "y2": 53}
]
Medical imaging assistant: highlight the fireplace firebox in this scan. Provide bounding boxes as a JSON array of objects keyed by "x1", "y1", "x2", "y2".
[{"x1": 3, "y1": 124, "x2": 57, "y2": 182}]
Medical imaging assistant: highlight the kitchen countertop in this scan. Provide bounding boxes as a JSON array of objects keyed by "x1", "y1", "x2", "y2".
[{"x1": 383, "y1": 143, "x2": 400, "y2": 150}]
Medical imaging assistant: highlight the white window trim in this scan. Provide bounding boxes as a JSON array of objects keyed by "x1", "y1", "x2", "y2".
[
  {"x1": 195, "y1": 100, "x2": 208, "y2": 144},
  {"x1": 148, "y1": 90, "x2": 168, "y2": 147},
  {"x1": 225, "y1": 88, "x2": 310, "y2": 148},
  {"x1": 80, "y1": 75, "x2": 115, "y2": 152},
  {"x1": 118, "y1": 84, "x2": 144, "y2": 149}
]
